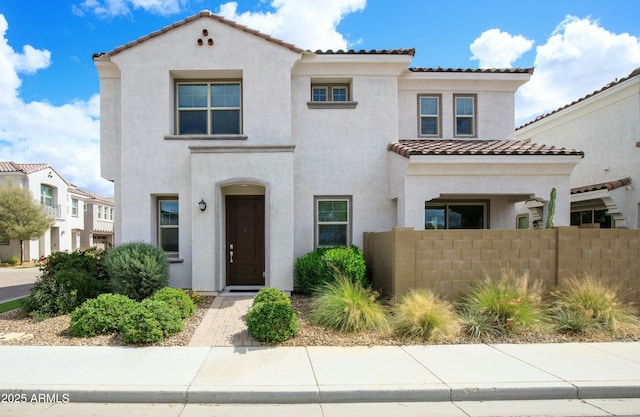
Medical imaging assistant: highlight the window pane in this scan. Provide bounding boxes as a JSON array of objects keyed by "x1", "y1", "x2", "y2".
[
  {"x1": 580, "y1": 210, "x2": 593, "y2": 225},
  {"x1": 517, "y1": 216, "x2": 528, "y2": 229},
  {"x1": 160, "y1": 201, "x2": 179, "y2": 226},
  {"x1": 421, "y1": 117, "x2": 438, "y2": 135},
  {"x1": 425, "y1": 206, "x2": 445, "y2": 229},
  {"x1": 594, "y1": 209, "x2": 612, "y2": 228},
  {"x1": 318, "y1": 224, "x2": 347, "y2": 246},
  {"x1": 312, "y1": 87, "x2": 327, "y2": 102},
  {"x1": 318, "y1": 200, "x2": 348, "y2": 222},
  {"x1": 179, "y1": 110, "x2": 207, "y2": 134},
  {"x1": 570, "y1": 211, "x2": 581, "y2": 226},
  {"x1": 332, "y1": 87, "x2": 347, "y2": 102},
  {"x1": 420, "y1": 97, "x2": 438, "y2": 115},
  {"x1": 211, "y1": 84, "x2": 240, "y2": 107},
  {"x1": 456, "y1": 97, "x2": 473, "y2": 115},
  {"x1": 448, "y1": 205, "x2": 484, "y2": 229},
  {"x1": 178, "y1": 84, "x2": 207, "y2": 108},
  {"x1": 211, "y1": 109, "x2": 240, "y2": 134},
  {"x1": 160, "y1": 228, "x2": 179, "y2": 252},
  {"x1": 456, "y1": 117, "x2": 473, "y2": 135}
]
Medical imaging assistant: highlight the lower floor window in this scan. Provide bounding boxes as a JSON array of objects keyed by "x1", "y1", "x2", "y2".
[
  {"x1": 316, "y1": 197, "x2": 351, "y2": 247},
  {"x1": 425, "y1": 202, "x2": 486, "y2": 229},
  {"x1": 158, "y1": 198, "x2": 179, "y2": 255},
  {"x1": 571, "y1": 209, "x2": 611, "y2": 228}
]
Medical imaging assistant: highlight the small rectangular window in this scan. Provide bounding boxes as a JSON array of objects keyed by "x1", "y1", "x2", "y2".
[
  {"x1": 419, "y1": 95, "x2": 441, "y2": 137},
  {"x1": 315, "y1": 197, "x2": 351, "y2": 247},
  {"x1": 159, "y1": 199, "x2": 179, "y2": 255},
  {"x1": 311, "y1": 83, "x2": 350, "y2": 102},
  {"x1": 454, "y1": 95, "x2": 476, "y2": 137},
  {"x1": 71, "y1": 199, "x2": 78, "y2": 217}
]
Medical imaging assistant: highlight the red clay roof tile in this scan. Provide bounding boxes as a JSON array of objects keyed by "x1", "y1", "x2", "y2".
[{"x1": 571, "y1": 177, "x2": 632, "y2": 194}]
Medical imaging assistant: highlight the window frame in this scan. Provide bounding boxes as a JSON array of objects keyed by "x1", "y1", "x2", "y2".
[
  {"x1": 71, "y1": 199, "x2": 78, "y2": 217},
  {"x1": 311, "y1": 83, "x2": 351, "y2": 102},
  {"x1": 453, "y1": 94, "x2": 477, "y2": 138},
  {"x1": 314, "y1": 196, "x2": 352, "y2": 248},
  {"x1": 176, "y1": 80, "x2": 242, "y2": 135},
  {"x1": 40, "y1": 185, "x2": 53, "y2": 207},
  {"x1": 418, "y1": 94, "x2": 442, "y2": 137},
  {"x1": 158, "y1": 197, "x2": 179, "y2": 257},
  {"x1": 570, "y1": 208, "x2": 612, "y2": 228},
  {"x1": 425, "y1": 201, "x2": 488, "y2": 230}
]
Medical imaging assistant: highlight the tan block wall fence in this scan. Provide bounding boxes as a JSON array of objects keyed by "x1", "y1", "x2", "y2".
[{"x1": 363, "y1": 227, "x2": 640, "y2": 303}]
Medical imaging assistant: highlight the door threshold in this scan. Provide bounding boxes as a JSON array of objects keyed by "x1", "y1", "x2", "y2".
[{"x1": 220, "y1": 286, "x2": 264, "y2": 296}]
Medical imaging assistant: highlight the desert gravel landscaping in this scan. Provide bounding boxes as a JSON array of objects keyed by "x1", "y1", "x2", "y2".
[{"x1": 1, "y1": 294, "x2": 639, "y2": 347}]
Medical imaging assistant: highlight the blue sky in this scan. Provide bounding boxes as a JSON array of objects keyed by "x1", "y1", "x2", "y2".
[{"x1": 1, "y1": 0, "x2": 639, "y2": 196}]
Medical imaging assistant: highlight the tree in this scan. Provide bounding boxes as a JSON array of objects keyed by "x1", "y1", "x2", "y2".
[{"x1": 0, "y1": 182, "x2": 54, "y2": 264}]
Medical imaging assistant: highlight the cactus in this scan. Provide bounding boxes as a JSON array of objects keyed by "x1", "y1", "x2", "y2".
[{"x1": 546, "y1": 187, "x2": 556, "y2": 229}]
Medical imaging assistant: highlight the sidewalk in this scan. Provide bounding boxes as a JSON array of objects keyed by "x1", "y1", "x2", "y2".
[{"x1": 1, "y1": 342, "x2": 639, "y2": 405}]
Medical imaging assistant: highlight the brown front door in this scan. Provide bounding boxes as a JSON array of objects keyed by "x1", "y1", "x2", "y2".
[{"x1": 225, "y1": 196, "x2": 265, "y2": 286}]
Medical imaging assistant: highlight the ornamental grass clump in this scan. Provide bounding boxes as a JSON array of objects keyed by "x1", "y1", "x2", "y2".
[
  {"x1": 390, "y1": 289, "x2": 460, "y2": 341},
  {"x1": 460, "y1": 269, "x2": 544, "y2": 337},
  {"x1": 548, "y1": 274, "x2": 638, "y2": 334},
  {"x1": 309, "y1": 272, "x2": 388, "y2": 333}
]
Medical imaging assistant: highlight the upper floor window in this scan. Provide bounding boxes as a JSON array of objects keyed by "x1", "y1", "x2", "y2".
[
  {"x1": 109, "y1": 207, "x2": 114, "y2": 221},
  {"x1": 454, "y1": 95, "x2": 476, "y2": 137},
  {"x1": 40, "y1": 185, "x2": 53, "y2": 207},
  {"x1": 177, "y1": 82, "x2": 241, "y2": 135},
  {"x1": 97, "y1": 205, "x2": 103, "y2": 219},
  {"x1": 71, "y1": 199, "x2": 78, "y2": 217},
  {"x1": 419, "y1": 95, "x2": 441, "y2": 137},
  {"x1": 311, "y1": 83, "x2": 350, "y2": 102}
]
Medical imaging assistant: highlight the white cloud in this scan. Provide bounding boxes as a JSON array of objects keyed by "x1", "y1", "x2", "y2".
[
  {"x1": 0, "y1": 14, "x2": 112, "y2": 196},
  {"x1": 470, "y1": 28, "x2": 534, "y2": 68},
  {"x1": 516, "y1": 16, "x2": 640, "y2": 125},
  {"x1": 73, "y1": 0, "x2": 187, "y2": 17},
  {"x1": 217, "y1": 0, "x2": 367, "y2": 50}
]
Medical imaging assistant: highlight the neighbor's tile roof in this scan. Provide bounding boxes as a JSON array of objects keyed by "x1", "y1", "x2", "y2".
[
  {"x1": 571, "y1": 177, "x2": 632, "y2": 195},
  {"x1": 311, "y1": 49, "x2": 416, "y2": 56},
  {"x1": 388, "y1": 140, "x2": 584, "y2": 158},
  {"x1": 0, "y1": 162, "x2": 50, "y2": 174},
  {"x1": 97, "y1": 10, "x2": 303, "y2": 57},
  {"x1": 409, "y1": 67, "x2": 534, "y2": 74},
  {"x1": 518, "y1": 67, "x2": 640, "y2": 129}
]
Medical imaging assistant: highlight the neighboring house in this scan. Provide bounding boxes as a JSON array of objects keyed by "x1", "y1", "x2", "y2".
[
  {"x1": 0, "y1": 162, "x2": 85, "y2": 262},
  {"x1": 93, "y1": 11, "x2": 582, "y2": 294},
  {"x1": 516, "y1": 68, "x2": 640, "y2": 229},
  {"x1": 76, "y1": 189, "x2": 115, "y2": 250}
]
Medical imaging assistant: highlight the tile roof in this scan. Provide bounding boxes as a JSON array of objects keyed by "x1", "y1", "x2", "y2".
[
  {"x1": 571, "y1": 177, "x2": 632, "y2": 195},
  {"x1": 409, "y1": 67, "x2": 534, "y2": 74},
  {"x1": 0, "y1": 162, "x2": 49, "y2": 174},
  {"x1": 388, "y1": 140, "x2": 584, "y2": 158},
  {"x1": 310, "y1": 49, "x2": 416, "y2": 56},
  {"x1": 95, "y1": 10, "x2": 303, "y2": 58},
  {"x1": 518, "y1": 67, "x2": 640, "y2": 129}
]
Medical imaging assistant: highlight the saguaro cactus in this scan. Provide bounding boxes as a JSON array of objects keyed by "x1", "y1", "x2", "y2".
[{"x1": 546, "y1": 187, "x2": 557, "y2": 229}]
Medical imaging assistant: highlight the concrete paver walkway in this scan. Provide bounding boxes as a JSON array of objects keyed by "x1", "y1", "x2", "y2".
[{"x1": 189, "y1": 296, "x2": 260, "y2": 347}]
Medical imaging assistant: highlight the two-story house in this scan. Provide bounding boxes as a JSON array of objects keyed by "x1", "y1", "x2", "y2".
[
  {"x1": 516, "y1": 68, "x2": 640, "y2": 229},
  {"x1": 0, "y1": 162, "x2": 85, "y2": 262},
  {"x1": 94, "y1": 11, "x2": 582, "y2": 294},
  {"x1": 77, "y1": 189, "x2": 115, "y2": 250}
]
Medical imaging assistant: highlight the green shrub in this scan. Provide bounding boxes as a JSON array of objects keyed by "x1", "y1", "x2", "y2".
[
  {"x1": 459, "y1": 270, "x2": 543, "y2": 337},
  {"x1": 548, "y1": 274, "x2": 638, "y2": 334},
  {"x1": 6, "y1": 256, "x2": 19, "y2": 265},
  {"x1": 390, "y1": 289, "x2": 460, "y2": 341},
  {"x1": 246, "y1": 300, "x2": 298, "y2": 343},
  {"x1": 23, "y1": 269, "x2": 107, "y2": 319},
  {"x1": 121, "y1": 299, "x2": 182, "y2": 344},
  {"x1": 253, "y1": 287, "x2": 291, "y2": 306},
  {"x1": 22, "y1": 248, "x2": 109, "y2": 318},
  {"x1": 69, "y1": 293, "x2": 136, "y2": 337},
  {"x1": 294, "y1": 246, "x2": 367, "y2": 294},
  {"x1": 309, "y1": 273, "x2": 388, "y2": 333},
  {"x1": 104, "y1": 242, "x2": 169, "y2": 301},
  {"x1": 151, "y1": 287, "x2": 195, "y2": 319}
]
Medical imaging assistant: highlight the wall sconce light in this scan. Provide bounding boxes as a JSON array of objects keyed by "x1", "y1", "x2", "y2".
[{"x1": 198, "y1": 199, "x2": 207, "y2": 212}]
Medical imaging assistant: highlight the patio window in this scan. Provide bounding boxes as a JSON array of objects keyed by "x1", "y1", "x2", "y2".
[
  {"x1": 177, "y1": 82, "x2": 241, "y2": 135},
  {"x1": 315, "y1": 197, "x2": 351, "y2": 247},
  {"x1": 159, "y1": 198, "x2": 179, "y2": 256},
  {"x1": 570, "y1": 209, "x2": 612, "y2": 228},
  {"x1": 425, "y1": 202, "x2": 486, "y2": 229}
]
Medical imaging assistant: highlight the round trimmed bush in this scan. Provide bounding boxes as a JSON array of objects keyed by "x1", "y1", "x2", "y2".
[
  {"x1": 121, "y1": 299, "x2": 182, "y2": 344},
  {"x1": 151, "y1": 287, "x2": 195, "y2": 319},
  {"x1": 69, "y1": 293, "x2": 136, "y2": 337},
  {"x1": 252, "y1": 287, "x2": 290, "y2": 306},
  {"x1": 246, "y1": 300, "x2": 298, "y2": 343},
  {"x1": 104, "y1": 242, "x2": 169, "y2": 301}
]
